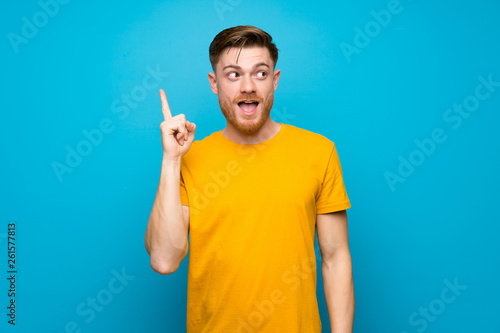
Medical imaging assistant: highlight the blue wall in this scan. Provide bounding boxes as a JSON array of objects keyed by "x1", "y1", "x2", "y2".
[{"x1": 1, "y1": 0, "x2": 499, "y2": 332}]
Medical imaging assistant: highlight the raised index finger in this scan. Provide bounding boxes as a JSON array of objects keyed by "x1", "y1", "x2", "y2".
[{"x1": 159, "y1": 89, "x2": 172, "y2": 120}]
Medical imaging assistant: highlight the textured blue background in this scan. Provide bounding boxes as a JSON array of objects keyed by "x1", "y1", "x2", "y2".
[{"x1": 1, "y1": 0, "x2": 499, "y2": 332}]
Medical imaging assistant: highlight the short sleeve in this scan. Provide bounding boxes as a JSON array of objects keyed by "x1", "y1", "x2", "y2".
[
  {"x1": 180, "y1": 171, "x2": 189, "y2": 206},
  {"x1": 316, "y1": 143, "x2": 351, "y2": 214}
]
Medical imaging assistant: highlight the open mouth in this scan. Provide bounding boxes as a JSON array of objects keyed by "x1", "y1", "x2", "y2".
[{"x1": 237, "y1": 101, "x2": 259, "y2": 114}]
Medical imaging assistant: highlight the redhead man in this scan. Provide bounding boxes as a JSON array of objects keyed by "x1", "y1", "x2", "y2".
[{"x1": 145, "y1": 25, "x2": 354, "y2": 333}]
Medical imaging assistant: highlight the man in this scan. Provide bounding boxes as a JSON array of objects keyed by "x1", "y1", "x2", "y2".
[{"x1": 145, "y1": 25, "x2": 354, "y2": 333}]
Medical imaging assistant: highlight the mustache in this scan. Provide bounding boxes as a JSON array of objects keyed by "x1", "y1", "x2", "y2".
[{"x1": 233, "y1": 95, "x2": 263, "y2": 104}]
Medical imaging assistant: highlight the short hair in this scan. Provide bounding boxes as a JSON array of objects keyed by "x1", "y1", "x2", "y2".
[{"x1": 209, "y1": 25, "x2": 279, "y2": 72}]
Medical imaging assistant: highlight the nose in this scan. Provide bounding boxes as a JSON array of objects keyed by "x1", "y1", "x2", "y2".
[{"x1": 240, "y1": 74, "x2": 256, "y2": 94}]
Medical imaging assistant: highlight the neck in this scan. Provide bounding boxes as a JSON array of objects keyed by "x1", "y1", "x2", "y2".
[{"x1": 221, "y1": 118, "x2": 281, "y2": 145}]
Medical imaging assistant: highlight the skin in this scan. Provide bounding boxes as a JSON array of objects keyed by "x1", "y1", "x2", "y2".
[
  {"x1": 317, "y1": 211, "x2": 355, "y2": 333},
  {"x1": 144, "y1": 89, "x2": 194, "y2": 275},
  {"x1": 145, "y1": 45, "x2": 354, "y2": 333},
  {"x1": 208, "y1": 46, "x2": 282, "y2": 144}
]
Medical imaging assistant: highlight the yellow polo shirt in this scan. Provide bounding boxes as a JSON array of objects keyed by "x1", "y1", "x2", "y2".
[{"x1": 180, "y1": 123, "x2": 351, "y2": 332}]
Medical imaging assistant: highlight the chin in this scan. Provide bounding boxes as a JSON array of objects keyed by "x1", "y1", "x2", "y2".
[
  {"x1": 220, "y1": 97, "x2": 273, "y2": 136},
  {"x1": 233, "y1": 118, "x2": 264, "y2": 135},
  {"x1": 228, "y1": 115, "x2": 263, "y2": 136}
]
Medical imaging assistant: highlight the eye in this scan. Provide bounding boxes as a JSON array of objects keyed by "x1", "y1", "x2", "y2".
[
  {"x1": 228, "y1": 72, "x2": 239, "y2": 79},
  {"x1": 256, "y1": 71, "x2": 267, "y2": 78}
]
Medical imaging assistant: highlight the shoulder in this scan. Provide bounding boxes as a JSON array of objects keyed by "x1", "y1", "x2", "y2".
[
  {"x1": 190, "y1": 131, "x2": 219, "y2": 149},
  {"x1": 284, "y1": 124, "x2": 335, "y2": 151},
  {"x1": 181, "y1": 130, "x2": 221, "y2": 162}
]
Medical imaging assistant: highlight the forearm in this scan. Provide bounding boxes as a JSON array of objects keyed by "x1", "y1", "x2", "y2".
[
  {"x1": 145, "y1": 157, "x2": 188, "y2": 274},
  {"x1": 322, "y1": 250, "x2": 355, "y2": 333}
]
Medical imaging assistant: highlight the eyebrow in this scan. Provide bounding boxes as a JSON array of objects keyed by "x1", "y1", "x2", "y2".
[{"x1": 222, "y1": 62, "x2": 270, "y2": 71}]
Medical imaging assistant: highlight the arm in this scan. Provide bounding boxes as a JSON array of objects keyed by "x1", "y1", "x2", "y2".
[
  {"x1": 145, "y1": 89, "x2": 196, "y2": 275},
  {"x1": 317, "y1": 210, "x2": 355, "y2": 333},
  {"x1": 145, "y1": 158, "x2": 190, "y2": 275}
]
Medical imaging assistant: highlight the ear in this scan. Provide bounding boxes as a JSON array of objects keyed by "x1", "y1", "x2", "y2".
[
  {"x1": 208, "y1": 72, "x2": 218, "y2": 95},
  {"x1": 272, "y1": 68, "x2": 281, "y2": 91}
]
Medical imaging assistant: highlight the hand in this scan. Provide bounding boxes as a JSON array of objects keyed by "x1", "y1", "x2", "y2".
[{"x1": 159, "y1": 89, "x2": 196, "y2": 161}]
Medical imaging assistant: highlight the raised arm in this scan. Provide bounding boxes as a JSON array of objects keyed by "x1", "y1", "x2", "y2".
[{"x1": 145, "y1": 89, "x2": 196, "y2": 275}]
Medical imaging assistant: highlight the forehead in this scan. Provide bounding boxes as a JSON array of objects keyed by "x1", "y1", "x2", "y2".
[{"x1": 217, "y1": 46, "x2": 273, "y2": 70}]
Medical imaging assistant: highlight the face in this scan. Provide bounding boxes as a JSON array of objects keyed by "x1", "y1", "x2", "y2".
[{"x1": 208, "y1": 46, "x2": 280, "y2": 136}]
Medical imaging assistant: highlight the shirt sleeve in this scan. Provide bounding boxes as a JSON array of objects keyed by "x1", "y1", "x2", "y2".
[
  {"x1": 180, "y1": 171, "x2": 189, "y2": 206},
  {"x1": 316, "y1": 143, "x2": 351, "y2": 214}
]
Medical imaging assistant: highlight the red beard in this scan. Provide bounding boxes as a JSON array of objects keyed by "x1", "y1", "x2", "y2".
[{"x1": 219, "y1": 94, "x2": 274, "y2": 136}]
